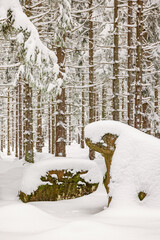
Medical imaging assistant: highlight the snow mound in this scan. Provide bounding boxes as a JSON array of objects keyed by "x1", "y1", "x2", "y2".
[
  {"x1": 20, "y1": 159, "x2": 102, "y2": 195},
  {"x1": 0, "y1": 203, "x2": 63, "y2": 233},
  {"x1": 85, "y1": 120, "x2": 160, "y2": 208}
]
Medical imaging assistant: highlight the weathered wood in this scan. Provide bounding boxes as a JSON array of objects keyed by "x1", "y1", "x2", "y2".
[{"x1": 85, "y1": 133, "x2": 118, "y2": 206}]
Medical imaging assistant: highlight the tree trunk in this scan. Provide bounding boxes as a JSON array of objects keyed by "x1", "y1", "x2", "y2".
[
  {"x1": 112, "y1": 0, "x2": 119, "y2": 121},
  {"x1": 36, "y1": 90, "x2": 43, "y2": 152},
  {"x1": 55, "y1": 47, "x2": 66, "y2": 157},
  {"x1": 15, "y1": 85, "x2": 18, "y2": 157},
  {"x1": 154, "y1": 77, "x2": 159, "y2": 137},
  {"x1": 24, "y1": 82, "x2": 34, "y2": 163},
  {"x1": 11, "y1": 90, "x2": 14, "y2": 152},
  {"x1": 127, "y1": 0, "x2": 134, "y2": 126},
  {"x1": 135, "y1": 0, "x2": 143, "y2": 130},
  {"x1": 68, "y1": 88, "x2": 72, "y2": 145},
  {"x1": 102, "y1": 83, "x2": 107, "y2": 120},
  {"x1": 89, "y1": 0, "x2": 95, "y2": 160},
  {"x1": 48, "y1": 101, "x2": 51, "y2": 153},
  {"x1": 7, "y1": 90, "x2": 11, "y2": 155},
  {"x1": 0, "y1": 117, "x2": 4, "y2": 152},
  {"x1": 51, "y1": 97, "x2": 55, "y2": 154},
  {"x1": 81, "y1": 75, "x2": 85, "y2": 149},
  {"x1": 18, "y1": 78, "x2": 23, "y2": 159}
]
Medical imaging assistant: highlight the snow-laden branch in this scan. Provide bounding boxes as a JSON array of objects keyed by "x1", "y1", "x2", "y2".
[
  {"x1": 0, "y1": 0, "x2": 58, "y2": 73},
  {"x1": 0, "y1": 63, "x2": 20, "y2": 69},
  {"x1": 71, "y1": 0, "x2": 105, "y2": 14}
]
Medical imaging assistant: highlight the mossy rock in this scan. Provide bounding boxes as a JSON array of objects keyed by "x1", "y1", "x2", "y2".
[{"x1": 19, "y1": 169, "x2": 99, "y2": 203}]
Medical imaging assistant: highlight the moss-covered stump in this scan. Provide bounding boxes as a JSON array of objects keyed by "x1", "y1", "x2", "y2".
[
  {"x1": 85, "y1": 133, "x2": 118, "y2": 207},
  {"x1": 19, "y1": 168, "x2": 99, "y2": 203}
]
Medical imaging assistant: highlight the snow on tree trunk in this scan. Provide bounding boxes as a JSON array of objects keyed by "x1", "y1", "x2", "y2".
[
  {"x1": 51, "y1": 97, "x2": 55, "y2": 154},
  {"x1": 55, "y1": 47, "x2": 66, "y2": 157},
  {"x1": 18, "y1": 77, "x2": 23, "y2": 160},
  {"x1": 24, "y1": 82, "x2": 34, "y2": 163}
]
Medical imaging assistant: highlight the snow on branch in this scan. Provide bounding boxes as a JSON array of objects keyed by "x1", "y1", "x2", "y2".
[{"x1": 0, "y1": 0, "x2": 58, "y2": 76}]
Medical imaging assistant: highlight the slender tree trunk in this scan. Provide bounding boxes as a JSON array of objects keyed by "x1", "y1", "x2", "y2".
[
  {"x1": 15, "y1": 85, "x2": 18, "y2": 157},
  {"x1": 127, "y1": 0, "x2": 134, "y2": 126},
  {"x1": 154, "y1": 77, "x2": 159, "y2": 137},
  {"x1": 96, "y1": 92, "x2": 99, "y2": 121},
  {"x1": 102, "y1": 83, "x2": 107, "y2": 120},
  {"x1": 11, "y1": 90, "x2": 14, "y2": 151},
  {"x1": 1, "y1": 99, "x2": 4, "y2": 152},
  {"x1": 51, "y1": 97, "x2": 55, "y2": 154},
  {"x1": 0, "y1": 117, "x2": 3, "y2": 152},
  {"x1": 18, "y1": 78, "x2": 23, "y2": 159},
  {"x1": 7, "y1": 90, "x2": 11, "y2": 155},
  {"x1": 112, "y1": 0, "x2": 119, "y2": 121},
  {"x1": 24, "y1": 82, "x2": 34, "y2": 163},
  {"x1": 81, "y1": 75, "x2": 85, "y2": 149},
  {"x1": 55, "y1": 47, "x2": 66, "y2": 157},
  {"x1": 135, "y1": 0, "x2": 143, "y2": 130},
  {"x1": 48, "y1": 101, "x2": 51, "y2": 153},
  {"x1": 68, "y1": 88, "x2": 72, "y2": 145},
  {"x1": 89, "y1": 0, "x2": 95, "y2": 160},
  {"x1": 142, "y1": 30, "x2": 151, "y2": 134},
  {"x1": 36, "y1": 90, "x2": 43, "y2": 152}
]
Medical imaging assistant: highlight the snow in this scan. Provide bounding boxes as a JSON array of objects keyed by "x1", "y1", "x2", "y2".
[
  {"x1": 0, "y1": 122, "x2": 160, "y2": 239},
  {"x1": 0, "y1": 0, "x2": 58, "y2": 69},
  {"x1": 0, "y1": 203, "x2": 64, "y2": 233},
  {"x1": 85, "y1": 120, "x2": 160, "y2": 208}
]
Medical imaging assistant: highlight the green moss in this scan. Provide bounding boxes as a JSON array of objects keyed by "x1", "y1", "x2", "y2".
[
  {"x1": 138, "y1": 191, "x2": 147, "y2": 201},
  {"x1": 25, "y1": 151, "x2": 34, "y2": 163},
  {"x1": 19, "y1": 169, "x2": 99, "y2": 203}
]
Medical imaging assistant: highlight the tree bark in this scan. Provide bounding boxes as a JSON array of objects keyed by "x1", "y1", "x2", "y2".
[
  {"x1": 11, "y1": 90, "x2": 14, "y2": 152},
  {"x1": 89, "y1": 0, "x2": 95, "y2": 160},
  {"x1": 7, "y1": 90, "x2": 11, "y2": 155},
  {"x1": 15, "y1": 85, "x2": 18, "y2": 157},
  {"x1": 24, "y1": 82, "x2": 34, "y2": 163},
  {"x1": 135, "y1": 0, "x2": 143, "y2": 130},
  {"x1": 18, "y1": 78, "x2": 23, "y2": 159},
  {"x1": 127, "y1": 0, "x2": 134, "y2": 126},
  {"x1": 112, "y1": 0, "x2": 119, "y2": 121},
  {"x1": 36, "y1": 90, "x2": 43, "y2": 152},
  {"x1": 55, "y1": 47, "x2": 66, "y2": 157},
  {"x1": 81, "y1": 75, "x2": 85, "y2": 149},
  {"x1": 51, "y1": 97, "x2": 55, "y2": 154},
  {"x1": 48, "y1": 101, "x2": 51, "y2": 153}
]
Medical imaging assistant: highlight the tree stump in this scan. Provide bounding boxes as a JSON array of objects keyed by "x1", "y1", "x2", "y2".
[{"x1": 85, "y1": 133, "x2": 118, "y2": 206}]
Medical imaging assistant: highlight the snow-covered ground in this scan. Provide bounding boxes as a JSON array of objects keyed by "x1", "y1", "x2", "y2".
[{"x1": 0, "y1": 122, "x2": 160, "y2": 240}]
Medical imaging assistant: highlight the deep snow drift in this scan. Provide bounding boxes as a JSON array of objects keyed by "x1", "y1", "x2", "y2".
[
  {"x1": 85, "y1": 120, "x2": 160, "y2": 208},
  {"x1": 0, "y1": 121, "x2": 160, "y2": 240}
]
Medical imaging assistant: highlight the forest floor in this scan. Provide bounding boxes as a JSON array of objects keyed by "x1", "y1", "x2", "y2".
[{"x1": 0, "y1": 143, "x2": 160, "y2": 240}]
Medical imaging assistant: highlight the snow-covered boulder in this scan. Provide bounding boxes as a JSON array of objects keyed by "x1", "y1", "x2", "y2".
[
  {"x1": 85, "y1": 120, "x2": 160, "y2": 208},
  {"x1": 19, "y1": 159, "x2": 101, "y2": 202}
]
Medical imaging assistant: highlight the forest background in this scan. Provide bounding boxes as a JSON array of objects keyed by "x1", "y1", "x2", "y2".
[{"x1": 0, "y1": 0, "x2": 160, "y2": 162}]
